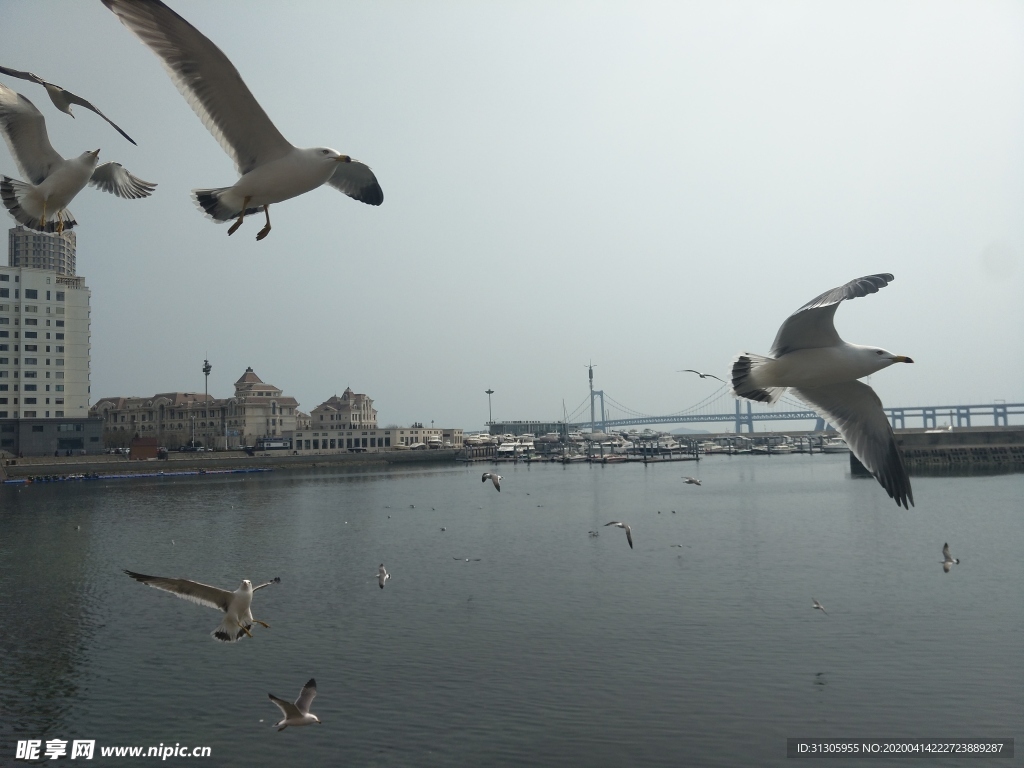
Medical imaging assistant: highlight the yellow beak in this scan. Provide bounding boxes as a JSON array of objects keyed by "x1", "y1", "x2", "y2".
[{"x1": 892, "y1": 355, "x2": 914, "y2": 363}]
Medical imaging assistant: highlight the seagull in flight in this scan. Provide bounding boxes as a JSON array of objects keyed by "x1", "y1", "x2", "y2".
[
  {"x1": 812, "y1": 598, "x2": 828, "y2": 616},
  {"x1": 377, "y1": 564, "x2": 390, "y2": 589},
  {"x1": 103, "y1": 0, "x2": 382, "y2": 241},
  {"x1": 682, "y1": 477, "x2": 702, "y2": 486},
  {"x1": 482, "y1": 472, "x2": 502, "y2": 492},
  {"x1": 941, "y1": 543, "x2": 960, "y2": 574},
  {"x1": 452, "y1": 557, "x2": 482, "y2": 562},
  {"x1": 731, "y1": 274, "x2": 915, "y2": 508},
  {"x1": 0, "y1": 83, "x2": 155, "y2": 233},
  {"x1": 123, "y1": 570, "x2": 280, "y2": 642},
  {"x1": 605, "y1": 521, "x2": 633, "y2": 549},
  {"x1": 678, "y1": 369, "x2": 725, "y2": 383},
  {"x1": 0, "y1": 64, "x2": 137, "y2": 144},
  {"x1": 268, "y1": 678, "x2": 320, "y2": 731}
]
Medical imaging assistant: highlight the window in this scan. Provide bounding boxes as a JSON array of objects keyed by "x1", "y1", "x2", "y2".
[
  {"x1": 55, "y1": 346, "x2": 64, "y2": 353},
  {"x1": 56, "y1": 291, "x2": 65, "y2": 301},
  {"x1": 56, "y1": 321, "x2": 63, "y2": 327},
  {"x1": 55, "y1": 333, "x2": 63, "y2": 340},
  {"x1": 24, "y1": 289, "x2": 37, "y2": 299},
  {"x1": 56, "y1": 359, "x2": 63, "y2": 366},
  {"x1": 55, "y1": 398, "x2": 63, "y2": 405},
  {"x1": 24, "y1": 305, "x2": 37, "y2": 313},
  {"x1": 0, "y1": 288, "x2": 7, "y2": 298},
  {"x1": 24, "y1": 385, "x2": 36, "y2": 391},
  {"x1": 0, "y1": 358, "x2": 5, "y2": 365},
  {"x1": 24, "y1": 410, "x2": 36, "y2": 417},
  {"x1": 24, "y1": 397, "x2": 37, "y2": 404},
  {"x1": 55, "y1": 384, "x2": 63, "y2": 391},
  {"x1": 24, "y1": 331, "x2": 36, "y2": 337},
  {"x1": 24, "y1": 371, "x2": 37, "y2": 378},
  {"x1": 56, "y1": 411, "x2": 64, "y2": 417},
  {"x1": 24, "y1": 358, "x2": 37, "y2": 364},
  {"x1": 24, "y1": 344, "x2": 36, "y2": 352}
]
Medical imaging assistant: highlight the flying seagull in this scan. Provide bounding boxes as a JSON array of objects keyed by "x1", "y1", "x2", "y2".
[
  {"x1": 268, "y1": 678, "x2": 320, "y2": 731},
  {"x1": 378, "y1": 564, "x2": 390, "y2": 589},
  {"x1": 453, "y1": 557, "x2": 482, "y2": 562},
  {"x1": 941, "y1": 542, "x2": 960, "y2": 574},
  {"x1": 605, "y1": 521, "x2": 633, "y2": 549},
  {"x1": 0, "y1": 64, "x2": 136, "y2": 144},
  {"x1": 0, "y1": 83, "x2": 155, "y2": 233},
  {"x1": 812, "y1": 598, "x2": 828, "y2": 616},
  {"x1": 731, "y1": 273, "x2": 914, "y2": 509},
  {"x1": 123, "y1": 570, "x2": 280, "y2": 642},
  {"x1": 102, "y1": 0, "x2": 382, "y2": 241},
  {"x1": 678, "y1": 369, "x2": 725, "y2": 383},
  {"x1": 682, "y1": 476, "x2": 702, "y2": 486},
  {"x1": 482, "y1": 472, "x2": 502, "y2": 492}
]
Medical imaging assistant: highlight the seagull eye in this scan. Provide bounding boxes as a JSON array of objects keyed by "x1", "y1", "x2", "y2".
[{"x1": 876, "y1": 350, "x2": 883, "y2": 355}]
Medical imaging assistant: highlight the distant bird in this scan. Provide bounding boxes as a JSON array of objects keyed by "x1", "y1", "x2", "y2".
[
  {"x1": 482, "y1": 472, "x2": 502, "y2": 492},
  {"x1": 812, "y1": 598, "x2": 828, "y2": 616},
  {"x1": 102, "y1": 0, "x2": 382, "y2": 241},
  {"x1": 941, "y1": 543, "x2": 960, "y2": 574},
  {"x1": 670, "y1": 544, "x2": 683, "y2": 547},
  {"x1": 0, "y1": 83, "x2": 155, "y2": 233},
  {"x1": 75, "y1": 525, "x2": 81, "y2": 530},
  {"x1": 452, "y1": 557, "x2": 482, "y2": 562},
  {"x1": 123, "y1": 570, "x2": 280, "y2": 642},
  {"x1": 440, "y1": 527, "x2": 447, "y2": 532},
  {"x1": 604, "y1": 521, "x2": 633, "y2": 549},
  {"x1": 682, "y1": 477, "x2": 702, "y2": 486},
  {"x1": 588, "y1": 530, "x2": 599, "y2": 537},
  {"x1": 268, "y1": 678, "x2": 320, "y2": 731},
  {"x1": 377, "y1": 564, "x2": 390, "y2": 589},
  {"x1": 678, "y1": 369, "x2": 725, "y2": 383},
  {"x1": 732, "y1": 273, "x2": 914, "y2": 508},
  {"x1": 0, "y1": 64, "x2": 137, "y2": 143}
]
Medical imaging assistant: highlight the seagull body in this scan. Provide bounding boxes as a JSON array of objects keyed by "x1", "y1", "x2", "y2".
[
  {"x1": 268, "y1": 679, "x2": 319, "y2": 731},
  {"x1": 378, "y1": 564, "x2": 390, "y2": 589},
  {"x1": 678, "y1": 369, "x2": 725, "y2": 383},
  {"x1": 453, "y1": 557, "x2": 482, "y2": 562},
  {"x1": 102, "y1": 0, "x2": 382, "y2": 241},
  {"x1": 123, "y1": 570, "x2": 279, "y2": 642},
  {"x1": 812, "y1": 598, "x2": 828, "y2": 616},
  {"x1": 0, "y1": 64, "x2": 136, "y2": 143},
  {"x1": 0, "y1": 84, "x2": 155, "y2": 232},
  {"x1": 731, "y1": 274, "x2": 914, "y2": 509},
  {"x1": 682, "y1": 477, "x2": 702, "y2": 486},
  {"x1": 941, "y1": 542, "x2": 960, "y2": 573},
  {"x1": 482, "y1": 472, "x2": 502, "y2": 492},
  {"x1": 605, "y1": 521, "x2": 633, "y2": 549}
]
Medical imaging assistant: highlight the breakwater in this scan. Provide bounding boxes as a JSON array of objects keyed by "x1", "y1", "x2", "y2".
[{"x1": 852, "y1": 426, "x2": 1024, "y2": 476}]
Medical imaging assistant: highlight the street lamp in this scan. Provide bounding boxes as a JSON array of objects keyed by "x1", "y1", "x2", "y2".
[
  {"x1": 203, "y1": 357, "x2": 212, "y2": 400},
  {"x1": 485, "y1": 389, "x2": 494, "y2": 425}
]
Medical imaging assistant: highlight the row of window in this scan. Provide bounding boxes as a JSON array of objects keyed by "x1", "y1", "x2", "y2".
[
  {"x1": 0, "y1": 385, "x2": 65, "y2": 392},
  {"x1": 0, "y1": 333, "x2": 67, "y2": 343},
  {"x1": 0, "y1": 318, "x2": 69, "y2": 327},
  {"x1": 0, "y1": 411, "x2": 65, "y2": 418},
  {"x1": 0, "y1": 371, "x2": 67, "y2": 379},
  {"x1": 297, "y1": 437, "x2": 390, "y2": 450},
  {"x1": 0, "y1": 359, "x2": 65, "y2": 365},
  {"x1": 0, "y1": 289, "x2": 66, "y2": 300}
]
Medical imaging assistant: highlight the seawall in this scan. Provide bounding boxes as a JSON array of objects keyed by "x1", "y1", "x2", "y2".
[{"x1": 852, "y1": 426, "x2": 1024, "y2": 475}]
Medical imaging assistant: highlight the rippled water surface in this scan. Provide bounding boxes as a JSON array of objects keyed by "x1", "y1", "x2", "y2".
[{"x1": 2, "y1": 455, "x2": 1022, "y2": 766}]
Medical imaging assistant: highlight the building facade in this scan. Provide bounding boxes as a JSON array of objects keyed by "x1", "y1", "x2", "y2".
[
  {"x1": 310, "y1": 388, "x2": 378, "y2": 431},
  {"x1": 8, "y1": 226, "x2": 77, "y2": 276}
]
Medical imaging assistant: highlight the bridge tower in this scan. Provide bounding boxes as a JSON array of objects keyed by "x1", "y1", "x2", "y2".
[
  {"x1": 734, "y1": 400, "x2": 754, "y2": 433},
  {"x1": 586, "y1": 362, "x2": 598, "y2": 433}
]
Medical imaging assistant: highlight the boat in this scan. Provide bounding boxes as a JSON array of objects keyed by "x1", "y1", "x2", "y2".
[{"x1": 821, "y1": 438, "x2": 850, "y2": 454}]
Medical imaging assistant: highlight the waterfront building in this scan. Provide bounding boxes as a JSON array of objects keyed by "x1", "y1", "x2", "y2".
[
  {"x1": 311, "y1": 388, "x2": 378, "y2": 431},
  {"x1": 8, "y1": 226, "x2": 77, "y2": 276},
  {"x1": 290, "y1": 423, "x2": 463, "y2": 454}
]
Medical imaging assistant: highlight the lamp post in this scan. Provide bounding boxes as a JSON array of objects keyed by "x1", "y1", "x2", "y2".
[{"x1": 485, "y1": 389, "x2": 494, "y2": 426}]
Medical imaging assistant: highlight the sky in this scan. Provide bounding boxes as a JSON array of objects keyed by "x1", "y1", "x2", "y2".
[{"x1": 1, "y1": 0, "x2": 1022, "y2": 431}]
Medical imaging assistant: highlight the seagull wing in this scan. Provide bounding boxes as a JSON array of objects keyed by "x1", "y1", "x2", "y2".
[
  {"x1": 268, "y1": 693, "x2": 301, "y2": 720},
  {"x1": 625, "y1": 526, "x2": 633, "y2": 549},
  {"x1": 56, "y1": 88, "x2": 138, "y2": 145},
  {"x1": 328, "y1": 160, "x2": 383, "y2": 205},
  {"x1": 792, "y1": 380, "x2": 913, "y2": 509},
  {"x1": 90, "y1": 162, "x2": 157, "y2": 198},
  {"x1": 252, "y1": 576, "x2": 281, "y2": 591},
  {"x1": 604, "y1": 521, "x2": 624, "y2": 528},
  {"x1": 770, "y1": 274, "x2": 895, "y2": 357},
  {"x1": 102, "y1": 0, "x2": 292, "y2": 175},
  {"x1": 0, "y1": 65, "x2": 48, "y2": 87},
  {"x1": 0, "y1": 84, "x2": 64, "y2": 184},
  {"x1": 294, "y1": 678, "x2": 317, "y2": 715},
  {"x1": 123, "y1": 569, "x2": 233, "y2": 612}
]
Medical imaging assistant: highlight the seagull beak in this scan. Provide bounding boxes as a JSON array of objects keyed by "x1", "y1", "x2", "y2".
[
  {"x1": 90, "y1": 149, "x2": 100, "y2": 157},
  {"x1": 335, "y1": 154, "x2": 351, "y2": 163},
  {"x1": 892, "y1": 355, "x2": 913, "y2": 363}
]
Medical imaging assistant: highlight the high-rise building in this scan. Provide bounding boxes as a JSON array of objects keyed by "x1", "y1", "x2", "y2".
[
  {"x1": 1, "y1": 227, "x2": 100, "y2": 456},
  {"x1": 8, "y1": 226, "x2": 77, "y2": 275}
]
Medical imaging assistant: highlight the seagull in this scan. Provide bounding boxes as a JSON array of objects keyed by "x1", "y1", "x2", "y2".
[
  {"x1": 588, "y1": 530, "x2": 599, "y2": 537},
  {"x1": 731, "y1": 274, "x2": 915, "y2": 508},
  {"x1": 377, "y1": 564, "x2": 390, "y2": 589},
  {"x1": 678, "y1": 369, "x2": 726, "y2": 383},
  {"x1": 812, "y1": 598, "x2": 828, "y2": 616},
  {"x1": 102, "y1": 0, "x2": 382, "y2": 241},
  {"x1": 452, "y1": 557, "x2": 482, "y2": 562},
  {"x1": 268, "y1": 678, "x2": 320, "y2": 731},
  {"x1": 123, "y1": 570, "x2": 280, "y2": 642},
  {"x1": 0, "y1": 65, "x2": 136, "y2": 144},
  {"x1": 482, "y1": 472, "x2": 502, "y2": 492},
  {"x1": 0, "y1": 83, "x2": 155, "y2": 233},
  {"x1": 941, "y1": 542, "x2": 960, "y2": 574},
  {"x1": 604, "y1": 521, "x2": 633, "y2": 549},
  {"x1": 682, "y1": 477, "x2": 702, "y2": 486}
]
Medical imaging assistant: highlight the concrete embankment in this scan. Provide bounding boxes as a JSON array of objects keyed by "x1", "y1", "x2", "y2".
[
  {"x1": 1, "y1": 448, "x2": 460, "y2": 480},
  {"x1": 852, "y1": 426, "x2": 1024, "y2": 475}
]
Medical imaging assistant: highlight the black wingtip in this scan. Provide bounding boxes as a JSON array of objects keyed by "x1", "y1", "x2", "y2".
[{"x1": 305, "y1": 678, "x2": 316, "y2": 688}]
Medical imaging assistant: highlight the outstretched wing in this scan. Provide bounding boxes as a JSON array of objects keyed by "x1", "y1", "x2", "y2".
[
  {"x1": 123, "y1": 569, "x2": 233, "y2": 612},
  {"x1": 792, "y1": 380, "x2": 913, "y2": 509},
  {"x1": 57, "y1": 89, "x2": 137, "y2": 145},
  {"x1": 268, "y1": 693, "x2": 300, "y2": 719},
  {"x1": 103, "y1": 0, "x2": 292, "y2": 175},
  {"x1": 90, "y1": 162, "x2": 157, "y2": 198},
  {"x1": 252, "y1": 576, "x2": 281, "y2": 592},
  {"x1": 0, "y1": 65, "x2": 48, "y2": 87},
  {"x1": 327, "y1": 159, "x2": 383, "y2": 205},
  {"x1": 294, "y1": 678, "x2": 317, "y2": 715},
  {"x1": 0, "y1": 84, "x2": 64, "y2": 184},
  {"x1": 770, "y1": 274, "x2": 895, "y2": 357}
]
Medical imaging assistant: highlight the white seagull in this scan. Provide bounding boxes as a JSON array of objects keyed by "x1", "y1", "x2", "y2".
[
  {"x1": 605, "y1": 521, "x2": 633, "y2": 549},
  {"x1": 941, "y1": 543, "x2": 960, "y2": 574},
  {"x1": 678, "y1": 369, "x2": 726, "y2": 383},
  {"x1": 682, "y1": 476, "x2": 702, "y2": 486},
  {"x1": 731, "y1": 274, "x2": 914, "y2": 509},
  {"x1": 0, "y1": 64, "x2": 137, "y2": 144},
  {"x1": 812, "y1": 598, "x2": 828, "y2": 616},
  {"x1": 378, "y1": 564, "x2": 390, "y2": 589},
  {"x1": 103, "y1": 0, "x2": 382, "y2": 241},
  {"x1": 268, "y1": 678, "x2": 320, "y2": 731},
  {"x1": 482, "y1": 472, "x2": 502, "y2": 492},
  {"x1": 123, "y1": 570, "x2": 280, "y2": 642},
  {"x1": 0, "y1": 83, "x2": 155, "y2": 233}
]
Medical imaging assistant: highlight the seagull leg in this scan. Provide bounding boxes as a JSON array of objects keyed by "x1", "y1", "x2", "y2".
[
  {"x1": 253, "y1": 619, "x2": 270, "y2": 628},
  {"x1": 56, "y1": 211, "x2": 65, "y2": 235},
  {"x1": 255, "y1": 205, "x2": 272, "y2": 241},
  {"x1": 227, "y1": 196, "x2": 251, "y2": 236},
  {"x1": 236, "y1": 620, "x2": 253, "y2": 638},
  {"x1": 39, "y1": 200, "x2": 47, "y2": 230}
]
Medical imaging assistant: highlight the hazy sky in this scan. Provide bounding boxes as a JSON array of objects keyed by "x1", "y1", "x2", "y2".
[{"x1": 2, "y1": 1, "x2": 1022, "y2": 431}]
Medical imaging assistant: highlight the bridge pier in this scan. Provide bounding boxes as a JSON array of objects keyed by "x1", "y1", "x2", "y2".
[
  {"x1": 994, "y1": 405, "x2": 1009, "y2": 427},
  {"x1": 734, "y1": 400, "x2": 754, "y2": 433},
  {"x1": 889, "y1": 409, "x2": 906, "y2": 430},
  {"x1": 922, "y1": 408, "x2": 937, "y2": 429},
  {"x1": 956, "y1": 407, "x2": 972, "y2": 428}
]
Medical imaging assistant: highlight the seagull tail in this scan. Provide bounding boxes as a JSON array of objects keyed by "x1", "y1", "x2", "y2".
[
  {"x1": 731, "y1": 353, "x2": 785, "y2": 405},
  {"x1": 192, "y1": 187, "x2": 260, "y2": 223},
  {"x1": 0, "y1": 177, "x2": 77, "y2": 232},
  {"x1": 211, "y1": 618, "x2": 250, "y2": 643}
]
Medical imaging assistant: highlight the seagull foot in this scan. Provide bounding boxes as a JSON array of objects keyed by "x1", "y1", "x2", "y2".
[
  {"x1": 255, "y1": 224, "x2": 271, "y2": 241},
  {"x1": 227, "y1": 217, "x2": 244, "y2": 236},
  {"x1": 253, "y1": 619, "x2": 270, "y2": 628},
  {"x1": 238, "y1": 623, "x2": 254, "y2": 638}
]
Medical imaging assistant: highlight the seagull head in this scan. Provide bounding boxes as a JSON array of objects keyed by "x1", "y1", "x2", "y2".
[
  {"x1": 312, "y1": 147, "x2": 350, "y2": 164},
  {"x1": 859, "y1": 345, "x2": 913, "y2": 372},
  {"x1": 241, "y1": 579, "x2": 252, "y2": 590},
  {"x1": 79, "y1": 149, "x2": 101, "y2": 167}
]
